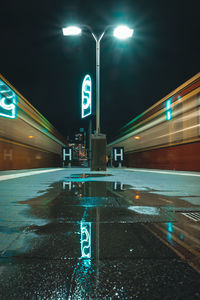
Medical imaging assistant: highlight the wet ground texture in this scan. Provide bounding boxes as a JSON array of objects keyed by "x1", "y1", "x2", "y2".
[{"x1": 0, "y1": 170, "x2": 200, "y2": 299}]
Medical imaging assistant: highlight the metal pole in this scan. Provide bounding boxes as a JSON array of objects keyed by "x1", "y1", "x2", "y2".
[
  {"x1": 96, "y1": 207, "x2": 100, "y2": 288},
  {"x1": 90, "y1": 31, "x2": 107, "y2": 171},
  {"x1": 93, "y1": 32, "x2": 104, "y2": 135},
  {"x1": 96, "y1": 39, "x2": 100, "y2": 135},
  {"x1": 88, "y1": 118, "x2": 92, "y2": 167}
]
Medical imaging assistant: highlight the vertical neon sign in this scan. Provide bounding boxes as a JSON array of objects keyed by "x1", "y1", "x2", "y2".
[
  {"x1": 80, "y1": 222, "x2": 91, "y2": 259},
  {"x1": 0, "y1": 79, "x2": 17, "y2": 119},
  {"x1": 81, "y1": 75, "x2": 92, "y2": 118},
  {"x1": 166, "y1": 99, "x2": 172, "y2": 120}
]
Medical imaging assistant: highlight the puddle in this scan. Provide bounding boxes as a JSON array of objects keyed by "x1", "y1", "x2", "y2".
[
  {"x1": 6, "y1": 181, "x2": 176, "y2": 262},
  {"x1": 128, "y1": 206, "x2": 160, "y2": 215},
  {"x1": 11, "y1": 180, "x2": 200, "y2": 270},
  {"x1": 1, "y1": 179, "x2": 200, "y2": 298},
  {"x1": 16, "y1": 179, "x2": 200, "y2": 223},
  {"x1": 4, "y1": 181, "x2": 177, "y2": 259}
]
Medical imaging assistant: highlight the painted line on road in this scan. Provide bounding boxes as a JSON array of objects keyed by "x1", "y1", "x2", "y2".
[
  {"x1": 159, "y1": 197, "x2": 174, "y2": 204},
  {"x1": 0, "y1": 168, "x2": 63, "y2": 182},
  {"x1": 125, "y1": 168, "x2": 200, "y2": 177}
]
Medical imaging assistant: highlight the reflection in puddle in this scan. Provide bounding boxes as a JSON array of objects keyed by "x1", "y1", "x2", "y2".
[
  {"x1": 128, "y1": 206, "x2": 160, "y2": 215},
  {"x1": 168, "y1": 222, "x2": 173, "y2": 233},
  {"x1": 167, "y1": 222, "x2": 174, "y2": 246},
  {"x1": 1, "y1": 178, "x2": 200, "y2": 298},
  {"x1": 113, "y1": 182, "x2": 124, "y2": 191},
  {"x1": 80, "y1": 222, "x2": 91, "y2": 259}
]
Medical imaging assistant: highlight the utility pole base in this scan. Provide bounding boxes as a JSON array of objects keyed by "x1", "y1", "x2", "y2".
[{"x1": 91, "y1": 134, "x2": 107, "y2": 171}]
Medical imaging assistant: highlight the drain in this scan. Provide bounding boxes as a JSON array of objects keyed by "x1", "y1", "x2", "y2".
[
  {"x1": 181, "y1": 212, "x2": 200, "y2": 222},
  {"x1": 69, "y1": 173, "x2": 112, "y2": 178}
]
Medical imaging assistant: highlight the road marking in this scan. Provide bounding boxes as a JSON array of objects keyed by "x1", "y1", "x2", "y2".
[
  {"x1": 0, "y1": 168, "x2": 63, "y2": 182},
  {"x1": 125, "y1": 168, "x2": 200, "y2": 177},
  {"x1": 159, "y1": 197, "x2": 174, "y2": 203}
]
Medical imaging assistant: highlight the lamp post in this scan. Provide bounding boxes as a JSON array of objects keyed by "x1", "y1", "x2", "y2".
[
  {"x1": 62, "y1": 25, "x2": 133, "y2": 170},
  {"x1": 62, "y1": 25, "x2": 134, "y2": 135},
  {"x1": 92, "y1": 31, "x2": 104, "y2": 135}
]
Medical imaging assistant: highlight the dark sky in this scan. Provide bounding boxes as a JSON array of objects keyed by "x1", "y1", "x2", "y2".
[{"x1": 1, "y1": 0, "x2": 199, "y2": 141}]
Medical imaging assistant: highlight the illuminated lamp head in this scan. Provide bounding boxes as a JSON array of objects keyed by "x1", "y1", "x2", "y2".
[
  {"x1": 62, "y1": 26, "x2": 82, "y2": 36},
  {"x1": 113, "y1": 25, "x2": 134, "y2": 40}
]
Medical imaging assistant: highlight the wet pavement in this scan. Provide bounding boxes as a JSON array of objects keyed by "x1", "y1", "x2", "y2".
[{"x1": 0, "y1": 167, "x2": 200, "y2": 299}]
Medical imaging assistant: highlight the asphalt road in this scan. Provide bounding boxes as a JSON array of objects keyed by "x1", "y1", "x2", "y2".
[{"x1": 0, "y1": 167, "x2": 200, "y2": 299}]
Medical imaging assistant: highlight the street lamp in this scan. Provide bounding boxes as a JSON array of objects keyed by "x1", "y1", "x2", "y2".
[
  {"x1": 62, "y1": 26, "x2": 82, "y2": 36},
  {"x1": 62, "y1": 24, "x2": 134, "y2": 135}
]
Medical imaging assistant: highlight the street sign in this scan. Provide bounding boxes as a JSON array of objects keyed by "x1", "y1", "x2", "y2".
[
  {"x1": 113, "y1": 147, "x2": 124, "y2": 162},
  {"x1": 81, "y1": 74, "x2": 92, "y2": 118},
  {"x1": 62, "y1": 147, "x2": 73, "y2": 161}
]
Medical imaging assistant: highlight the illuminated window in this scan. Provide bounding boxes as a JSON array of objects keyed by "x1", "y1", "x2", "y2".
[{"x1": 0, "y1": 79, "x2": 17, "y2": 119}]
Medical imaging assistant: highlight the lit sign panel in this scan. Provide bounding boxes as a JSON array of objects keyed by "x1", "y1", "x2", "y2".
[
  {"x1": 81, "y1": 75, "x2": 92, "y2": 118},
  {"x1": 0, "y1": 79, "x2": 17, "y2": 119},
  {"x1": 166, "y1": 99, "x2": 172, "y2": 120},
  {"x1": 113, "y1": 147, "x2": 124, "y2": 162},
  {"x1": 80, "y1": 222, "x2": 91, "y2": 259},
  {"x1": 62, "y1": 147, "x2": 73, "y2": 161}
]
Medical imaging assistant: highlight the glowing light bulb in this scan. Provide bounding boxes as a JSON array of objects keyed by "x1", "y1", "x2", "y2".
[{"x1": 113, "y1": 25, "x2": 134, "y2": 40}]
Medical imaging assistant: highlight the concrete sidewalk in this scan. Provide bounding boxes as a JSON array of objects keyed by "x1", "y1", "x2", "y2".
[{"x1": 0, "y1": 167, "x2": 200, "y2": 299}]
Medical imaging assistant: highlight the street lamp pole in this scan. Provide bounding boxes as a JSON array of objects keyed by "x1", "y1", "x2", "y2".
[
  {"x1": 91, "y1": 32, "x2": 105, "y2": 134},
  {"x1": 62, "y1": 25, "x2": 134, "y2": 169}
]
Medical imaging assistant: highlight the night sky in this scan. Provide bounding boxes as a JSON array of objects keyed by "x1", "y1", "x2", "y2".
[{"x1": 1, "y1": 0, "x2": 199, "y2": 141}]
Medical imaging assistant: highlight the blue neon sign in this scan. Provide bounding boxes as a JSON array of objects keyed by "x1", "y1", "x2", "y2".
[
  {"x1": 167, "y1": 222, "x2": 173, "y2": 233},
  {"x1": 0, "y1": 79, "x2": 17, "y2": 119},
  {"x1": 81, "y1": 75, "x2": 92, "y2": 119},
  {"x1": 80, "y1": 222, "x2": 91, "y2": 259},
  {"x1": 165, "y1": 99, "x2": 172, "y2": 120}
]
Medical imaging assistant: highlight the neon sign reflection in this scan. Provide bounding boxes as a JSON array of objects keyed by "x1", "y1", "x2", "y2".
[
  {"x1": 167, "y1": 222, "x2": 174, "y2": 246},
  {"x1": 80, "y1": 222, "x2": 91, "y2": 259}
]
